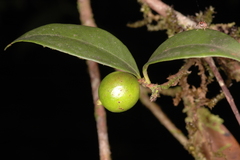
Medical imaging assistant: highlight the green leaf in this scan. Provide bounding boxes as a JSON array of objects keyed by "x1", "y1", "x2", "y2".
[
  {"x1": 145, "y1": 29, "x2": 240, "y2": 66},
  {"x1": 6, "y1": 23, "x2": 140, "y2": 78},
  {"x1": 142, "y1": 29, "x2": 240, "y2": 84}
]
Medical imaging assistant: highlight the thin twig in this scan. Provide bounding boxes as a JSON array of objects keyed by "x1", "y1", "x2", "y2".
[
  {"x1": 140, "y1": 86, "x2": 188, "y2": 147},
  {"x1": 204, "y1": 57, "x2": 240, "y2": 125},
  {"x1": 140, "y1": 0, "x2": 196, "y2": 28},
  {"x1": 77, "y1": 0, "x2": 112, "y2": 159}
]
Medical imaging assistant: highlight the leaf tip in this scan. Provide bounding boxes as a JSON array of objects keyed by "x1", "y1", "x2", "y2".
[{"x1": 4, "y1": 43, "x2": 13, "y2": 51}]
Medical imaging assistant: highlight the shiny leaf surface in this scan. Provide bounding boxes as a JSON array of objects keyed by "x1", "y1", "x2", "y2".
[
  {"x1": 6, "y1": 24, "x2": 140, "y2": 78},
  {"x1": 145, "y1": 29, "x2": 240, "y2": 67}
]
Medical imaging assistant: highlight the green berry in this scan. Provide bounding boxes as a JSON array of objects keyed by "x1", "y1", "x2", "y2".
[{"x1": 98, "y1": 71, "x2": 140, "y2": 113}]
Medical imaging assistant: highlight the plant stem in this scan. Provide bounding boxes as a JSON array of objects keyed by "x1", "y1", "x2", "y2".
[
  {"x1": 204, "y1": 57, "x2": 240, "y2": 126},
  {"x1": 77, "y1": 0, "x2": 111, "y2": 159},
  {"x1": 140, "y1": 0, "x2": 196, "y2": 28},
  {"x1": 140, "y1": 86, "x2": 188, "y2": 148}
]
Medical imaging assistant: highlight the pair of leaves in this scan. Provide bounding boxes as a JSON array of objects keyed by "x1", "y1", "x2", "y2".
[{"x1": 5, "y1": 23, "x2": 240, "y2": 79}]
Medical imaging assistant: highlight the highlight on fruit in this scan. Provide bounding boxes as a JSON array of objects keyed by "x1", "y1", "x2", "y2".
[{"x1": 98, "y1": 71, "x2": 140, "y2": 113}]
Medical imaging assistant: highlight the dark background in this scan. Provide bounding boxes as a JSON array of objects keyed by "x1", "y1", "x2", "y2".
[{"x1": 1, "y1": 0, "x2": 240, "y2": 159}]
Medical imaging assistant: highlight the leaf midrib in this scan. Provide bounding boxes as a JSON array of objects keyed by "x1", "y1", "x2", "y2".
[{"x1": 160, "y1": 43, "x2": 238, "y2": 54}]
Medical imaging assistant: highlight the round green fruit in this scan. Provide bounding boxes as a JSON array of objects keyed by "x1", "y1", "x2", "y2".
[{"x1": 98, "y1": 71, "x2": 140, "y2": 113}]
